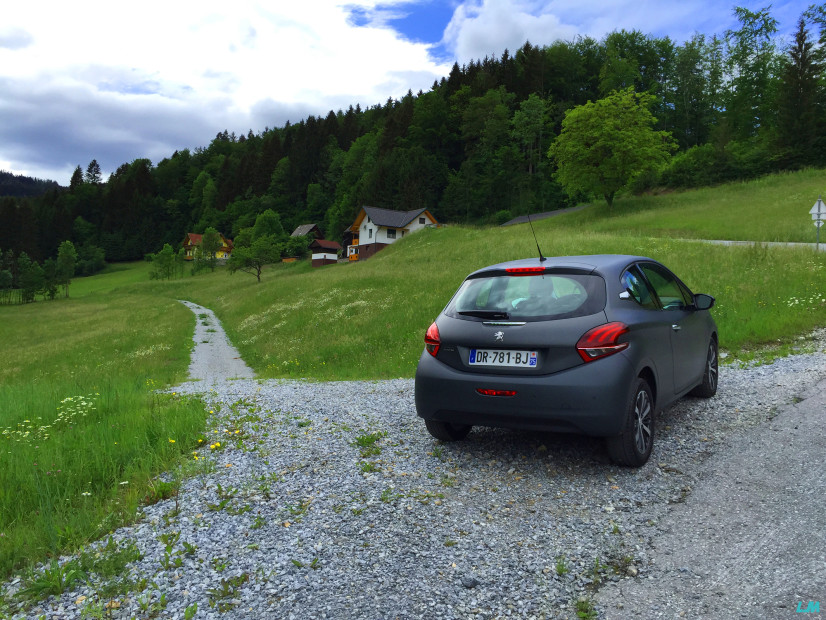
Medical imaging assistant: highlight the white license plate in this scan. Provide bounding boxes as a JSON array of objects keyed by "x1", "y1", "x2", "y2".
[{"x1": 469, "y1": 349, "x2": 537, "y2": 367}]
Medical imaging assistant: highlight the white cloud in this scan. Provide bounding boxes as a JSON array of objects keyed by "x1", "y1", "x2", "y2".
[
  {"x1": 442, "y1": 0, "x2": 580, "y2": 63},
  {"x1": 0, "y1": 0, "x2": 452, "y2": 183}
]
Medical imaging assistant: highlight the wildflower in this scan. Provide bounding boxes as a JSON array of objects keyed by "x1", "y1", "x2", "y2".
[
  {"x1": 81, "y1": 492, "x2": 91, "y2": 497},
  {"x1": 119, "y1": 481, "x2": 129, "y2": 485},
  {"x1": 168, "y1": 439, "x2": 176, "y2": 443}
]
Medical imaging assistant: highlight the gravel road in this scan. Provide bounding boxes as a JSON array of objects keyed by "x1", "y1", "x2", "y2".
[{"x1": 5, "y1": 302, "x2": 825, "y2": 619}]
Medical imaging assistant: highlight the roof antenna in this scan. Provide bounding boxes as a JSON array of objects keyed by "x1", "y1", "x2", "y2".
[{"x1": 527, "y1": 213, "x2": 546, "y2": 262}]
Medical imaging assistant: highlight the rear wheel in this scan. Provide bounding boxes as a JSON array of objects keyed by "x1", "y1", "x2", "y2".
[
  {"x1": 424, "y1": 420, "x2": 472, "y2": 441},
  {"x1": 689, "y1": 338, "x2": 718, "y2": 398},
  {"x1": 607, "y1": 378, "x2": 654, "y2": 467}
]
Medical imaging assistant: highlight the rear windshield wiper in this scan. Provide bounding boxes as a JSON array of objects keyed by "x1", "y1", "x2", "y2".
[{"x1": 457, "y1": 310, "x2": 511, "y2": 319}]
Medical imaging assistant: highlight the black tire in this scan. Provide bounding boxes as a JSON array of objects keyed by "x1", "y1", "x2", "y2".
[
  {"x1": 689, "y1": 338, "x2": 718, "y2": 398},
  {"x1": 424, "y1": 420, "x2": 472, "y2": 441},
  {"x1": 606, "y1": 378, "x2": 654, "y2": 467}
]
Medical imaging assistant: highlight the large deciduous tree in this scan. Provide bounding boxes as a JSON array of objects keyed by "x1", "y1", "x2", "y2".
[
  {"x1": 549, "y1": 88, "x2": 676, "y2": 207},
  {"x1": 227, "y1": 210, "x2": 286, "y2": 282}
]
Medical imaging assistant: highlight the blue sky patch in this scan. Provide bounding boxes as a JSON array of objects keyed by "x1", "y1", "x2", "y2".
[
  {"x1": 382, "y1": 1, "x2": 456, "y2": 44},
  {"x1": 345, "y1": 1, "x2": 455, "y2": 60}
]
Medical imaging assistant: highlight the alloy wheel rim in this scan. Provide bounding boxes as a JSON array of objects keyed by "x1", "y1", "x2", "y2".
[
  {"x1": 707, "y1": 345, "x2": 718, "y2": 391},
  {"x1": 633, "y1": 389, "x2": 652, "y2": 455}
]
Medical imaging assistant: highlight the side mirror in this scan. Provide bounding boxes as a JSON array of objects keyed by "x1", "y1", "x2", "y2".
[{"x1": 694, "y1": 293, "x2": 715, "y2": 311}]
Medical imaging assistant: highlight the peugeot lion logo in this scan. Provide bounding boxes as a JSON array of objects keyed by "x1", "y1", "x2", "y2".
[{"x1": 494, "y1": 331, "x2": 504, "y2": 342}]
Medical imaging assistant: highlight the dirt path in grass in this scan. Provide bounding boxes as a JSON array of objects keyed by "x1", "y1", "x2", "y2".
[{"x1": 177, "y1": 300, "x2": 255, "y2": 384}]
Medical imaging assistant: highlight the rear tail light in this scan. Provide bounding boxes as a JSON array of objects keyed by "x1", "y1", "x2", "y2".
[
  {"x1": 576, "y1": 322, "x2": 629, "y2": 362},
  {"x1": 425, "y1": 322, "x2": 440, "y2": 357},
  {"x1": 476, "y1": 389, "x2": 517, "y2": 397}
]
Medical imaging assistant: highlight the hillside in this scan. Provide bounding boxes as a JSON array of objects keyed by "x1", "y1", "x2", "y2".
[
  {"x1": 41, "y1": 168, "x2": 821, "y2": 381},
  {"x1": 2, "y1": 6, "x2": 824, "y2": 265},
  {"x1": 0, "y1": 170, "x2": 60, "y2": 197}
]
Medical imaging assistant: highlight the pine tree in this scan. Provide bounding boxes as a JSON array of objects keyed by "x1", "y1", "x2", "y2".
[
  {"x1": 776, "y1": 17, "x2": 823, "y2": 167},
  {"x1": 84, "y1": 159, "x2": 102, "y2": 184},
  {"x1": 69, "y1": 166, "x2": 84, "y2": 190}
]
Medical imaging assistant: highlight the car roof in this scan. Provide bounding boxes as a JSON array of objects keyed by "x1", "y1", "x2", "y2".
[{"x1": 467, "y1": 255, "x2": 655, "y2": 278}]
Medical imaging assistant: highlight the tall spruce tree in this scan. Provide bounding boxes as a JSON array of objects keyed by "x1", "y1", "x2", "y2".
[
  {"x1": 776, "y1": 16, "x2": 823, "y2": 167},
  {"x1": 84, "y1": 159, "x2": 102, "y2": 184}
]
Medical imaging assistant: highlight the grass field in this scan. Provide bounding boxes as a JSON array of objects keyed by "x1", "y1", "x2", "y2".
[
  {"x1": 0, "y1": 288, "x2": 206, "y2": 576},
  {"x1": 552, "y1": 168, "x2": 826, "y2": 242},
  {"x1": 164, "y1": 225, "x2": 826, "y2": 380},
  {"x1": 1, "y1": 167, "x2": 825, "y2": 584}
]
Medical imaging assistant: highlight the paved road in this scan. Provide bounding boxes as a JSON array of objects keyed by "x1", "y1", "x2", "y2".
[
  {"x1": 689, "y1": 239, "x2": 826, "y2": 253},
  {"x1": 595, "y1": 375, "x2": 826, "y2": 619}
]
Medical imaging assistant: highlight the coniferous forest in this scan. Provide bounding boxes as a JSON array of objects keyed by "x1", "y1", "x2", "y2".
[{"x1": 2, "y1": 6, "x2": 825, "y2": 274}]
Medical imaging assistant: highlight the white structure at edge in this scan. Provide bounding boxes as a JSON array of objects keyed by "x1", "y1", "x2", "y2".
[
  {"x1": 810, "y1": 196, "x2": 825, "y2": 248},
  {"x1": 810, "y1": 196, "x2": 825, "y2": 222}
]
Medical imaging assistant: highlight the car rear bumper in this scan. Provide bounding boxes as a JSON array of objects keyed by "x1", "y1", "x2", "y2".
[{"x1": 414, "y1": 350, "x2": 637, "y2": 437}]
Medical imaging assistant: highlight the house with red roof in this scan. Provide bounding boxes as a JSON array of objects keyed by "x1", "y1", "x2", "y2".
[
  {"x1": 182, "y1": 232, "x2": 234, "y2": 261},
  {"x1": 309, "y1": 238, "x2": 342, "y2": 267}
]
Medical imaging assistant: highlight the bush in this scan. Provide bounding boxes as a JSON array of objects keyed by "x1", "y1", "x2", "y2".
[{"x1": 660, "y1": 139, "x2": 772, "y2": 190}]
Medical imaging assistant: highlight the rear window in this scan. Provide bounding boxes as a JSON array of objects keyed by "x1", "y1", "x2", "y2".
[{"x1": 444, "y1": 273, "x2": 606, "y2": 321}]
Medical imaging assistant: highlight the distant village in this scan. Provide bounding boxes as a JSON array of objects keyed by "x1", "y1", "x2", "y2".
[{"x1": 184, "y1": 206, "x2": 438, "y2": 268}]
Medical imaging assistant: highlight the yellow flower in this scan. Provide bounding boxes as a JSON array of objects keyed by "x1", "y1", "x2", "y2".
[{"x1": 168, "y1": 439, "x2": 176, "y2": 443}]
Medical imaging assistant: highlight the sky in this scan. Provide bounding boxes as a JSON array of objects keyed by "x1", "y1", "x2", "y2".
[{"x1": 0, "y1": 0, "x2": 807, "y2": 185}]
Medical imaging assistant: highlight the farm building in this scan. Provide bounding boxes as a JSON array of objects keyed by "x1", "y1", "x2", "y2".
[
  {"x1": 290, "y1": 223, "x2": 322, "y2": 239},
  {"x1": 310, "y1": 239, "x2": 342, "y2": 267}
]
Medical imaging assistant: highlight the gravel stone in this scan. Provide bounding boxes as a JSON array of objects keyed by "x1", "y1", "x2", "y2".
[{"x1": 3, "y1": 303, "x2": 824, "y2": 619}]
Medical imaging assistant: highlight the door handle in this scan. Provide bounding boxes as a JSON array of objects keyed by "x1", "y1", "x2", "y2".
[{"x1": 671, "y1": 324, "x2": 681, "y2": 331}]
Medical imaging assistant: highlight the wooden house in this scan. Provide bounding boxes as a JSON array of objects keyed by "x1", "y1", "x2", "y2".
[
  {"x1": 310, "y1": 239, "x2": 342, "y2": 267},
  {"x1": 346, "y1": 207, "x2": 438, "y2": 261},
  {"x1": 290, "y1": 223, "x2": 322, "y2": 239},
  {"x1": 182, "y1": 232, "x2": 233, "y2": 260}
]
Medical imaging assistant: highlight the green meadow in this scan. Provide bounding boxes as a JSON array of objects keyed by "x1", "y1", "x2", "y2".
[
  {"x1": 0, "y1": 282, "x2": 206, "y2": 577},
  {"x1": 1, "y1": 168, "x2": 825, "y2": 581}
]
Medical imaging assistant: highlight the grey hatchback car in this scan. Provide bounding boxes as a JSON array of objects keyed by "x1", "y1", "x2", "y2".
[{"x1": 414, "y1": 255, "x2": 718, "y2": 466}]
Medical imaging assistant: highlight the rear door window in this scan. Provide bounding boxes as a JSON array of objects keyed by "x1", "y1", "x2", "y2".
[{"x1": 446, "y1": 273, "x2": 606, "y2": 320}]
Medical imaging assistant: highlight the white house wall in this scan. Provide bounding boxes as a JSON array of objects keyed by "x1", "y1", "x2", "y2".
[
  {"x1": 404, "y1": 213, "x2": 436, "y2": 233},
  {"x1": 360, "y1": 214, "x2": 435, "y2": 245}
]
